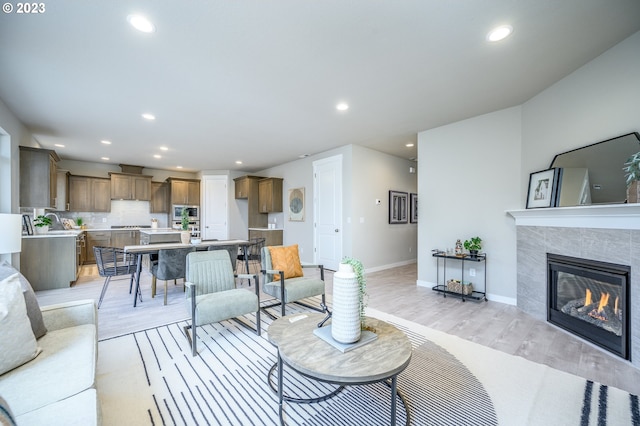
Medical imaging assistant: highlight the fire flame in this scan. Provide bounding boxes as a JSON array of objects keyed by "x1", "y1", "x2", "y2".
[{"x1": 584, "y1": 289, "x2": 610, "y2": 321}]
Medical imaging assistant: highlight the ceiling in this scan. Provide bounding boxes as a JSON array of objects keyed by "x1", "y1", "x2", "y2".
[{"x1": 1, "y1": 1, "x2": 639, "y2": 173}]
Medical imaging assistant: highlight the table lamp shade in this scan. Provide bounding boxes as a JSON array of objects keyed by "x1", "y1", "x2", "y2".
[{"x1": 0, "y1": 214, "x2": 22, "y2": 254}]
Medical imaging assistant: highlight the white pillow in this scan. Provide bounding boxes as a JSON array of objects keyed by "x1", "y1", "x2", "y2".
[{"x1": 0, "y1": 274, "x2": 41, "y2": 375}]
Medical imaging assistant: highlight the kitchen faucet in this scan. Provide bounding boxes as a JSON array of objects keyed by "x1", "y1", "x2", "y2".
[{"x1": 44, "y1": 212, "x2": 64, "y2": 230}]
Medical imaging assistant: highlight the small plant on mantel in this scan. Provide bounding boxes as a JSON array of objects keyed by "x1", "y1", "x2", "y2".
[
  {"x1": 623, "y1": 151, "x2": 640, "y2": 203},
  {"x1": 341, "y1": 257, "x2": 372, "y2": 331}
]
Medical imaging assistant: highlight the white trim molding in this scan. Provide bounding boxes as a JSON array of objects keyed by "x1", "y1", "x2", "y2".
[{"x1": 506, "y1": 204, "x2": 640, "y2": 230}]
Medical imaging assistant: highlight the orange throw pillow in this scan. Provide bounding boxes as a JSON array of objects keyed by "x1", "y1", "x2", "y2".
[{"x1": 268, "y1": 244, "x2": 303, "y2": 281}]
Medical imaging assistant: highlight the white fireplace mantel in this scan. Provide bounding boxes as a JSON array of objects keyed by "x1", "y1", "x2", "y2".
[{"x1": 506, "y1": 204, "x2": 640, "y2": 230}]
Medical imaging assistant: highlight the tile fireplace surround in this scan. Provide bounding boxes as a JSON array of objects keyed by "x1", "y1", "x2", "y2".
[{"x1": 508, "y1": 204, "x2": 640, "y2": 368}]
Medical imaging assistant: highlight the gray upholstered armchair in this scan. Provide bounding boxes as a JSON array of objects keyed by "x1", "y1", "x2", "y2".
[
  {"x1": 260, "y1": 244, "x2": 326, "y2": 318},
  {"x1": 184, "y1": 250, "x2": 260, "y2": 356}
]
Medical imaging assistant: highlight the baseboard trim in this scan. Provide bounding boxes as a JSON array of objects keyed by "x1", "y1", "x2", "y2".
[
  {"x1": 365, "y1": 259, "x2": 416, "y2": 274},
  {"x1": 416, "y1": 279, "x2": 516, "y2": 306}
]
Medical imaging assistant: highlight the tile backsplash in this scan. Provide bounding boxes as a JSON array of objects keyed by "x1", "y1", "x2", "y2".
[{"x1": 21, "y1": 200, "x2": 170, "y2": 229}]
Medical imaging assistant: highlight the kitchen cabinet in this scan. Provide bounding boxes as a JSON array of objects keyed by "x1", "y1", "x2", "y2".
[
  {"x1": 234, "y1": 175, "x2": 262, "y2": 199},
  {"x1": 249, "y1": 229, "x2": 283, "y2": 247},
  {"x1": 69, "y1": 175, "x2": 111, "y2": 212},
  {"x1": 54, "y1": 170, "x2": 70, "y2": 211},
  {"x1": 21, "y1": 235, "x2": 77, "y2": 290},
  {"x1": 85, "y1": 231, "x2": 111, "y2": 264},
  {"x1": 110, "y1": 172, "x2": 152, "y2": 201},
  {"x1": 150, "y1": 181, "x2": 169, "y2": 213},
  {"x1": 258, "y1": 177, "x2": 283, "y2": 213},
  {"x1": 233, "y1": 176, "x2": 267, "y2": 228},
  {"x1": 112, "y1": 230, "x2": 140, "y2": 249},
  {"x1": 19, "y1": 146, "x2": 60, "y2": 208},
  {"x1": 167, "y1": 178, "x2": 200, "y2": 205}
]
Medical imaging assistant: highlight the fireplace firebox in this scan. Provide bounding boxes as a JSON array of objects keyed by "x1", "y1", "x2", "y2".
[{"x1": 547, "y1": 253, "x2": 630, "y2": 360}]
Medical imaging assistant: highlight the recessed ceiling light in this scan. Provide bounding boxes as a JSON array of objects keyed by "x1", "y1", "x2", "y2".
[
  {"x1": 487, "y1": 25, "x2": 513, "y2": 42},
  {"x1": 101, "y1": 140, "x2": 112, "y2": 145},
  {"x1": 101, "y1": 157, "x2": 110, "y2": 161},
  {"x1": 153, "y1": 154, "x2": 161, "y2": 159},
  {"x1": 235, "y1": 161, "x2": 243, "y2": 165},
  {"x1": 160, "y1": 146, "x2": 168, "y2": 151},
  {"x1": 299, "y1": 154, "x2": 310, "y2": 158},
  {"x1": 176, "y1": 166, "x2": 183, "y2": 169},
  {"x1": 142, "y1": 113, "x2": 156, "y2": 120},
  {"x1": 127, "y1": 14, "x2": 155, "y2": 33},
  {"x1": 405, "y1": 143, "x2": 414, "y2": 148},
  {"x1": 336, "y1": 102, "x2": 349, "y2": 111},
  {"x1": 54, "y1": 144, "x2": 65, "y2": 148}
]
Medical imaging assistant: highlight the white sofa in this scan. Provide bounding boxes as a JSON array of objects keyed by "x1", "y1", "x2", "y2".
[{"x1": 0, "y1": 299, "x2": 99, "y2": 425}]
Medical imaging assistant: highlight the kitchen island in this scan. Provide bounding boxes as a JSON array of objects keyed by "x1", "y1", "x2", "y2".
[
  {"x1": 21, "y1": 230, "x2": 85, "y2": 291},
  {"x1": 139, "y1": 228, "x2": 182, "y2": 245}
]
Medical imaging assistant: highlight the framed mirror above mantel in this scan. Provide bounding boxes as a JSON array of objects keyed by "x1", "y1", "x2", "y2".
[{"x1": 549, "y1": 132, "x2": 640, "y2": 207}]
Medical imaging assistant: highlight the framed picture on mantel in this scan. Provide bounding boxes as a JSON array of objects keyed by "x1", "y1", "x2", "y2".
[{"x1": 526, "y1": 168, "x2": 561, "y2": 209}]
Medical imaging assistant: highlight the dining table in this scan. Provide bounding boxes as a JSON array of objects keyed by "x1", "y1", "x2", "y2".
[{"x1": 124, "y1": 239, "x2": 251, "y2": 307}]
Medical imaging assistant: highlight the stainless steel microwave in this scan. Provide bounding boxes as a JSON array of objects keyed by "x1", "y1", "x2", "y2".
[{"x1": 173, "y1": 205, "x2": 199, "y2": 221}]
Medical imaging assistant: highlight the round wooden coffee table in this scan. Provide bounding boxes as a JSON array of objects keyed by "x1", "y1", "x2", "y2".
[{"x1": 268, "y1": 313, "x2": 412, "y2": 425}]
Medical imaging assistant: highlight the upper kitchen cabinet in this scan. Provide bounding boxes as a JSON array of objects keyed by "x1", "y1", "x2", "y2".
[
  {"x1": 19, "y1": 146, "x2": 60, "y2": 208},
  {"x1": 109, "y1": 172, "x2": 152, "y2": 201},
  {"x1": 234, "y1": 175, "x2": 263, "y2": 199},
  {"x1": 167, "y1": 178, "x2": 200, "y2": 205},
  {"x1": 54, "y1": 170, "x2": 70, "y2": 211},
  {"x1": 233, "y1": 175, "x2": 267, "y2": 228},
  {"x1": 258, "y1": 177, "x2": 283, "y2": 213},
  {"x1": 150, "y1": 181, "x2": 169, "y2": 213},
  {"x1": 68, "y1": 175, "x2": 111, "y2": 212}
]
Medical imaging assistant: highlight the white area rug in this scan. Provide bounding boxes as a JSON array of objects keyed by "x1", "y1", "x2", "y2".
[{"x1": 96, "y1": 304, "x2": 639, "y2": 425}]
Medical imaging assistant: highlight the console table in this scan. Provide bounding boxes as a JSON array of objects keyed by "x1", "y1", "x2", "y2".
[
  {"x1": 267, "y1": 313, "x2": 412, "y2": 425},
  {"x1": 432, "y1": 250, "x2": 488, "y2": 301}
]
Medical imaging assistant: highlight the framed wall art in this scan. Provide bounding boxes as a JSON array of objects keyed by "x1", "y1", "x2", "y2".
[
  {"x1": 288, "y1": 187, "x2": 305, "y2": 221},
  {"x1": 526, "y1": 168, "x2": 562, "y2": 209},
  {"x1": 389, "y1": 190, "x2": 408, "y2": 224},
  {"x1": 410, "y1": 193, "x2": 418, "y2": 223}
]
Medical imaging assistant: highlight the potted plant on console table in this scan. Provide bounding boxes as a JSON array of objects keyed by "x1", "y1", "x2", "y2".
[
  {"x1": 180, "y1": 208, "x2": 191, "y2": 244},
  {"x1": 463, "y1": 236, "x2": 482, "y2": 258}
]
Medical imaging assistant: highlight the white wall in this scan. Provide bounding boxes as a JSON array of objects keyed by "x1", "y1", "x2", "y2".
[
  {"x1": 521, "y1": 30, "x2": 640, "y2": 193},
  {"x1": 417, "y1": 30, "x2": 640, "y2": 302},
  {"x1": 258, "y1": 144, "x2": 417, "y2": 270},
  {"x1": 418, "y1": 107, "x2": 522, "y2": 302},
  {"x1": 350, "y1": 145, "x2": 417, "y2": 271}
]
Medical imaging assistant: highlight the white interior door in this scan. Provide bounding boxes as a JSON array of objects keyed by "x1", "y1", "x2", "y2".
[
  {"x1": 203, "y1": 175, "x2": 228, "y2": 241},
  {"x1": 313, "y1": 155, "x2": 342, "y2": 270}
]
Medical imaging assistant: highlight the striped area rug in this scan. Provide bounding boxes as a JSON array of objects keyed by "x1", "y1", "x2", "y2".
[{"x1": 97, "y1": 302, "x2": 638, "y2": 425}]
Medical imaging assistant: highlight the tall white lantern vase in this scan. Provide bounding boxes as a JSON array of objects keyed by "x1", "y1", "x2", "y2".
[{"x1": 331, "y1": 262, "x2": 361, "y2": 344}]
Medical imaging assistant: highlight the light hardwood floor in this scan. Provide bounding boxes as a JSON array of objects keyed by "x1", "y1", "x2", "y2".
[{"x1": 35, "y1": 262, "x2": 640, "y2": 395}]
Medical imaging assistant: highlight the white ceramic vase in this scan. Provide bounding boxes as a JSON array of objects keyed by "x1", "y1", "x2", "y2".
[
  {"x1": 331, "y1": 262, "x2": 361, "y2": 344},
  {"x1": 35, "y1": 225, "x2": 49, "y2": 234},
  {"x1": 180, "y1": 231, "x2": 191, "y2": 244}
]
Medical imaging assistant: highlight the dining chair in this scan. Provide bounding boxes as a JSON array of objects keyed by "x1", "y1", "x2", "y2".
[
  {"x1": 94, "y1": 246, "x2": 140, "y2": 308},
  {"x1": 151, "y1": 247, "x2": 195, "y2": 305},
  {"x1": 184, "y1": 250, "x2": 260, "y2": 356},
  {"x1": 237, "y1": 237, "x2": 266, "y2": 276}
]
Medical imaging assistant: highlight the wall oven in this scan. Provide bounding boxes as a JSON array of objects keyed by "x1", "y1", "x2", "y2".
[{"x1": 172, "y1": 205, "x2": 199, "y2": 221}]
